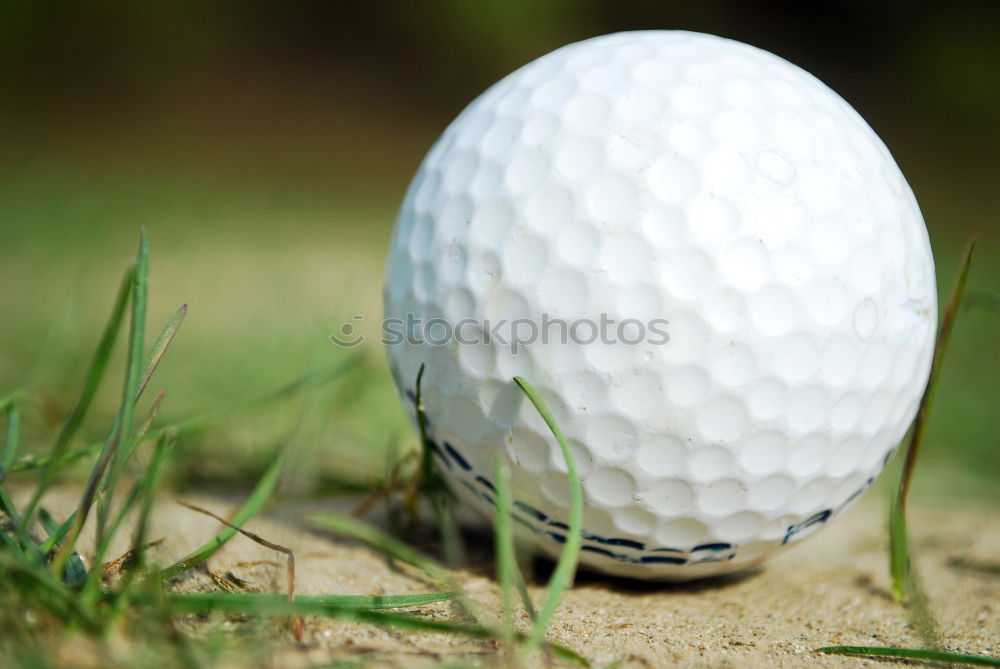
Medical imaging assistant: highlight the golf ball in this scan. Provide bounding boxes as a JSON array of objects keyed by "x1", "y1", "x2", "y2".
[{"x1": 384, "y1": 31, "x2": 936, "y2": 580}]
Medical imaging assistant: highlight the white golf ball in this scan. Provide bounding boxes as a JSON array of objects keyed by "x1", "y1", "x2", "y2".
[{"x1": 384, "y1": 31, "x2": 936, "y2": 580}]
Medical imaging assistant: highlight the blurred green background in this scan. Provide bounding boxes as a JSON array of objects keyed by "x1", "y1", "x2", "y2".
[{"x1": 1, "y1": 1, "x2": 997, "y2": 501}]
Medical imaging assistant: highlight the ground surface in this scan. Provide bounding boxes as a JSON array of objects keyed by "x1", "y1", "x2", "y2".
[{"x1": 36, "y1": 487, "x2": 998, "y2": 668}]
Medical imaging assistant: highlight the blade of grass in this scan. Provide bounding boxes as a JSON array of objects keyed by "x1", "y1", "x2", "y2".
[
  {"x1": 513, "y1": 560, "x2": 537, "y2": 623},
  {"x1": 95, "y1": 230, "x2": 149, "y2": 546},
  {"x1": 0, "y1": 395, "x2": 36, "y2": 560},
  {"x1": 102, "y1": 538, "x2": 165, "y2": 580},
  {"x1": 0, "y1": 393, "x2": 21, "y2": 483},
  {"x1": 160, "y1": 450, "x2": 286, "y2": 581},
  {"x1": 137, "y1": 304, "x2": 187, "y2": 398},
  {"x1": 493, "y1": 455, "x2": 516, "y2": 644},
  {"x1": 129, "y1": 430, "x2": 174, "y2": 572},
  {"x1": 0, "y1": 486, "x2": 35, "y2": 560},
  {"x1": 21, "y1": 266, "x2": 133, "y2": 526},
  {"x1": 432, "y1": 500, "x2": 465, "y2": 570},
  {"x1": 818, "y1": 646, "x2": 999, "y2": 666},
  {"x1": 309, "y1": 511, "x2": 451, "y2": 587},
  {"x1": 0, "y1": 525, "x2": 29, "y2": 561},
  {"x1": 891, "y1": 233, "x2": 977, "y2": 605},
  {"x1": 38, "y1": 511, "x2": 73, "y2": 555},
  {"x1": 414, "y1": 363, "x2": 433, "y2": 488},
  {"x1": 514, "y1": 376, "x2": 583, "y2": 652},
  {"x1": 408, "y1": 363, "x2": 465, "y2": 570},
  {"x1": 38, "y1": 508, "x2": 87, "y2": 589}
]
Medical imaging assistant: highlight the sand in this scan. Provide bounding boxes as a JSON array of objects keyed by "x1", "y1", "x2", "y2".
[{"x1": 36, "y1": 487, "x2": 1000, "y2": 667}]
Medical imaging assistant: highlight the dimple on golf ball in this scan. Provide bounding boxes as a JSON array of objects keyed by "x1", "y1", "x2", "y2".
[{"x1": 384, "y1": 31, "x2": 936, "y2": 580}]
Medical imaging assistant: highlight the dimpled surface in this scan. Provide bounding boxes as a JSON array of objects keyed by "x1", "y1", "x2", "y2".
[{"x1": 384, "y1": 31, "x2": 936, "y2": 580}]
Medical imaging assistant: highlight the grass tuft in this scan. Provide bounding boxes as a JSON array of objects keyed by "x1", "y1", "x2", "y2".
[{"x1": 2, "y1": 232, "x2": 462, "y2": 665}]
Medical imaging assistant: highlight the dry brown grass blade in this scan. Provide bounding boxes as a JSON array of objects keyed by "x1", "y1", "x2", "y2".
[
  {"x1": 209, "y1": 569, "x2": 255, "y2": 594},
  {"x1": 178, "y1": 500, "x2": 303, "y2": 640},
  {"x1": 350, "y1": 470, "x2": 401, "y2": 518},
  {"x1": 350, "y1": 451, "x2": 419, "y2": 520},
  {"x1": 102, "y1": 538, "x2": 165, "y2": 579},
  {"x1": 897, "y1": 232, "x2": 979, "y2": 513},
  {"x1": 229, "y1": 559, "x2": 282, "y2": 570}
]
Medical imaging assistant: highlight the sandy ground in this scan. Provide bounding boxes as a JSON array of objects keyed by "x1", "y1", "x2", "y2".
[{"x1": 35, "y1": 488, "x2": 1000, "y2": 668}]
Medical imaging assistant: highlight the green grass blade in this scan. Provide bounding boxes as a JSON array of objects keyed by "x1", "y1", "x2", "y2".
[
  {"x1": 0, "y1": 482, "x2": 47, "y2": 562},
  {"x1": 432, "y1": 497, "x2": 465, "y2": 569},
  {"x1": 9, "y1": 444, "x2": 99, "y2": 474},
  {"x1": 38, "y1": 511, "x2": 74, "y2": 555},
  {"x1": 0, "y1": 394, "x2": 21, "y2": 482},
  {"x1": 889, "y1": 496, "x2": 941, "y2": 649},
  {"x1": 513, "y1": 563, "x2": 537, "y2": 623},
  {"x1": 414, "y1": 363, "x2": 433, "y2": 482},
  {"x1": 0, "y1": 486, "x2": 26, "y2": 539},
  {"x1": 309, "y1": 511, "x2": 451, "y2": 587},
  {"x1": 514, "y1": 376, "x2": 583, "y2": 652},
  {"x1": 38, "y1": 508, "x2": 87, "y2": 589},
  {"x1": 0, "y1": 396, "x2": 34, "y2": 558},
  {"x1": 130, "y1": 430, "x2": 174, "y2": 570},
  {"x1": 20, "y1": 266, "x2": 133, "y2": 526},
  {"x1": 891, "y1": 233, "x2": 977, "y2": 605},
  {"x1": 0, "y1": 523, "x2": 29, "y2": 561},
  {"x1": 889, "y1": 492, "x2": 908, "y2": 604},
  {"x1": 160, "y1": 450, "x2": 286, "y2": 581},
  {"x1": 409, "y1": 363, "x2": 464, "y2": 570},
  {"x1": 493, "y1": 455, "x2": 516, "y2": 643},
  {"x1": 818, "y1": 646, "x2": 999, "y2": 666},
  {"x1": 137, "y1": 304, "x2": 187, "y2": 398},
  {"x1": 165, "y1": 591, "x2": 456, "y2": 613},
  {"x1": 95, "y1": 230, "x2": 149, "y2": 543}
]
